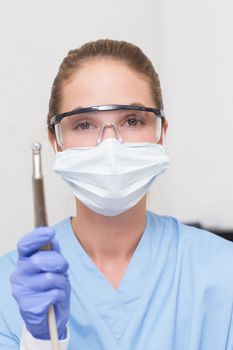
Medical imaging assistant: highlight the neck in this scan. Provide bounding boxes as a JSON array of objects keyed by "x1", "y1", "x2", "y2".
[{"x1": 71, "y1": 197, "x2": 147, "y2": 265}]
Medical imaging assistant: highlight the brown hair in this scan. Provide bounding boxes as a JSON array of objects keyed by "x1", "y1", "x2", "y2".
[{"x1": 47, "y1": 39, "x2": 164, "y2": 133}]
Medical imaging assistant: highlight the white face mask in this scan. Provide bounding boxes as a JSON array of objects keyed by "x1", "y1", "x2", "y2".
[{"x1": 53, "y1": 138, "x2": 170, "y2": 216}]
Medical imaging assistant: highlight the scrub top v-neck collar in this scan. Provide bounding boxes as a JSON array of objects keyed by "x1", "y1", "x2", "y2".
[{"x1": 57, "y1": 210, "x2": 164, "y2": 341}]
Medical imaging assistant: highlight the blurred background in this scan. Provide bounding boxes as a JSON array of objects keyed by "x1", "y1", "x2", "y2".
[{"x1": 0, "y1": 0, "x2": 232, "y2": 255}]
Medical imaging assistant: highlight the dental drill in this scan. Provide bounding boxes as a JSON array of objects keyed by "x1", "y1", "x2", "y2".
[{"x1": 32, "y1": 142, "x2": 60, "y2": 350}]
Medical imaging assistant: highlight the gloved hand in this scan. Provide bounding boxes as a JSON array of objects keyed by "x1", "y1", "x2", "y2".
[{"x1": 10, "y1": 227, "x2": 71, "y2": 340}]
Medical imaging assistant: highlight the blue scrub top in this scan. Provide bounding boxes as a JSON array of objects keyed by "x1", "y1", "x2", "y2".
[{"x1": 0, "y1": 210, "x2": 233, "y2": 349}]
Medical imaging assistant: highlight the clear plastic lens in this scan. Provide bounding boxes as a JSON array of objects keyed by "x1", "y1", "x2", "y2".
[
  {"x1": 155, "y1": 117, "x2": 162, "y2": 143},
  {"x1": 54, "y1": 123, "x2": 63, "y2": 147},
  {"x1": 55, "y1": 109, "x2": 162, "y2": 148}
]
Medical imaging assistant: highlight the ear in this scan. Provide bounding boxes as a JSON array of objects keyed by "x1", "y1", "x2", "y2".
[
  {"x1": 48, "y1": 130, "x2": 61, "y2": 152},
  {"x1": 158, "y1": 118, "x2": 168, "y2": 145}
]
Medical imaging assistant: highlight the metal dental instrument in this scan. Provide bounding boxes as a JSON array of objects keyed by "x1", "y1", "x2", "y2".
[{"x1": 32, "y1": 142, "x2": 60, "y2": 350}]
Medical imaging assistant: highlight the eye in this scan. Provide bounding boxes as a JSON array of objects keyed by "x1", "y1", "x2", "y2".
[
  {"x1": 123, "y1": 114, "x2": 145, "y2": 127},
  {"x1": 73, "y1": 120, "x2": 95, "y2": 131}
]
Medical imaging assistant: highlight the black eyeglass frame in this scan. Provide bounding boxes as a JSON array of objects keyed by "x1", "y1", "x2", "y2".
[{"x1": 49, "y1": 104, "x2": 165, "y2": 127}]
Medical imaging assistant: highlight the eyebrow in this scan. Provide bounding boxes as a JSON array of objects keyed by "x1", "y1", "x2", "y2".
[{"x1": 129, "y1": 102, "x2": 146, "y2": 107}]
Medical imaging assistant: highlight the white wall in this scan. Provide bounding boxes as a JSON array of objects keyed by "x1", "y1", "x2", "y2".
[{"x1": 0, "y1": 0, "x2": 232, "y2": 256}]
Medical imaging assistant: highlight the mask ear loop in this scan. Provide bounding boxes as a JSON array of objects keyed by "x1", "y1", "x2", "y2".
[
  {"x1": 161, "y1": 129, "x2": 165, "y2": 147},
  {"x1": 53, "y1": 140, "x2": 59, "y2": 153}
]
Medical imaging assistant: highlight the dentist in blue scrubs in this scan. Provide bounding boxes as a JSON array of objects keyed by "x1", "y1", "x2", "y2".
[{"x1": 0, "y1": 39, "x2": 233, "y2": 350}]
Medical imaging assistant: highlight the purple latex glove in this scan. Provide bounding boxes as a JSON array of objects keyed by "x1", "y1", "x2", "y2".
[{"x1": 10, "y1": 227, "x2": 71, "y2": 340}]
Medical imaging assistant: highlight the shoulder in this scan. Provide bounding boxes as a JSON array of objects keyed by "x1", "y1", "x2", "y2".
[
  {"x1": 0, "y1": 250, "x2": 18, "y2": 307},
  {"x1": 149, "y1": 210, "x2": 233, "y2": 256},
  {"x1": 0, "y1": 249, "x2": 21, "y2": 334},
  {"x1": 148, "y1": 210, "x2": 233, "y2": 286},
  {"x1": 0, "y1": 249, "x2": 17, "y2": 278}
]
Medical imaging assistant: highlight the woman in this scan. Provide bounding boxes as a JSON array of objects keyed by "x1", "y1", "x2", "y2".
[{"x1": 0, "y1": 39, "x2": 232, "y2": 350}]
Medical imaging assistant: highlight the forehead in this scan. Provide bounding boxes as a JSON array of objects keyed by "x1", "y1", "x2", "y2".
[{"x1": 60, "y1": 59, "x2": 154, "y2": 112}]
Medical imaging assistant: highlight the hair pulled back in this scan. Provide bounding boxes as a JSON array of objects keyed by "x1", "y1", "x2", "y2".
[{"x1": 47, "y1": 39, "x2": 164, "y2": 133}]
